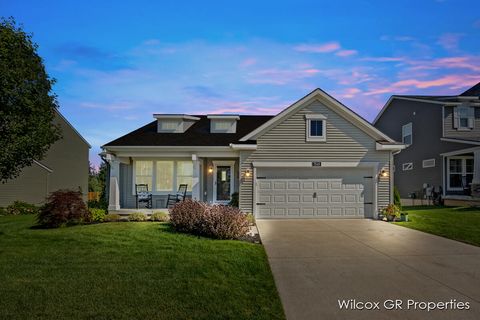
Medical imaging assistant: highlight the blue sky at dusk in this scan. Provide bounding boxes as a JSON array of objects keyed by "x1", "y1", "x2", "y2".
[{"x1": 3, "y1": 0, "x2": 480, "y2": 166}]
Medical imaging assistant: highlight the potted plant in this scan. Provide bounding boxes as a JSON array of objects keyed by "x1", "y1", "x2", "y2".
[
  {"x1": 381, "y1": 204, "x2": 400, "y2": 222},
  {"x1": 400, "y1": 212, "x2": 409, "y2": 222}
]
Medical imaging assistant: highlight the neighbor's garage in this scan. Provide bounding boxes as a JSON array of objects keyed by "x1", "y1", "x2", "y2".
[{"x1": 255, "y1": 167, "x2": 374, "y2": 219}]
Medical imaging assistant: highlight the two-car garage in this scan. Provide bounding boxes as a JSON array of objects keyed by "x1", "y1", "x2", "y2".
[{"x1": 254, "y1": 165, "x2": 375, "y2": 219}]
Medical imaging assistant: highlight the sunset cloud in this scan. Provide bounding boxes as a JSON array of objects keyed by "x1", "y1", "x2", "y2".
[
  {"x1": 437, "y1": 33, "x2": 464, "y2": 51},
  {"x1": 294, "y1": 42, "x2": 341, "y2": 53},
  {"x1": 336, "y1": 49, "x2": 358, "y2": 57}
]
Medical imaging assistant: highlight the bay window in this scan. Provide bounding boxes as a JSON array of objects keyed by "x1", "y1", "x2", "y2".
[{"x1": 134, "y1": 160, "x2": 193, "y2": 194}]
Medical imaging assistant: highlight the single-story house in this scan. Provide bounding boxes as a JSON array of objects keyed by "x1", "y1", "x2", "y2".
[
  {"x1": 102, "y1": 88, "x2": 404, "y2": 219},
  {"x1": 0, "y1": 109, "x2": 90, "y2": 207}
]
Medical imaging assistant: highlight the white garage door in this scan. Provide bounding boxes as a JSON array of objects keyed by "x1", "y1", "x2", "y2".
[{"x1": 255, "y1": 168, "x2": 373, "y2": 219}]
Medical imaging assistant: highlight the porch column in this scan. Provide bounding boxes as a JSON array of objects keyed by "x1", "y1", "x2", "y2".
[
  {"x1": 107, "y1": 155, "x2": 120, "y2": 210},
  {"x1": 191, "y1": 155, "x2": 200, "y2": 200},
  {"x1": 472, "y1": 150, "x2": 480, "y2": 198}
]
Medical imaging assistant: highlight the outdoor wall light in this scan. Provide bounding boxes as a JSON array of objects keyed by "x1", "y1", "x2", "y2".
[
  {"x1": 245, "y1": 169, "x2": 251, "y2": 177},
  {"x1": 208, "y1": 166, "x2": 213, "y2": 174},
  {"x1": 380, "y1": 169, "x2": 388, "y2": 178}
]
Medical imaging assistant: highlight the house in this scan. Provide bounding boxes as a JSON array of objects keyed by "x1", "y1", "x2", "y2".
[
  {"x1": 373, "y1": 82, "x2": 480, "y2": 205},
  {"x1": 102, "y1": 88, "x2": 404, "y2": 219},
  {"x1": 0, "y1": 110, "x2": 90, "y2": 207}
]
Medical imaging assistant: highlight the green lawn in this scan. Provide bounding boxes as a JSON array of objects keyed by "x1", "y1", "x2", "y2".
[
  {"x1": 394, "y1": 206, "x2": 480, "y2": 247},
  {"x1": 0, "y1": 215, "x2": 285, "y2": 320}
]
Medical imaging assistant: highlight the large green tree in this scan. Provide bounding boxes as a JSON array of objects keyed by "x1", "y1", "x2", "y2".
[{"x1": 0, "y1": 17, "x2": 61, "y2": 182}]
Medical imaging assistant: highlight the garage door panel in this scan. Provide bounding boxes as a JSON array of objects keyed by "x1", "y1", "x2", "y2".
[{"x1": 256, "y1": 172, "x2": 371, "y2": 219}]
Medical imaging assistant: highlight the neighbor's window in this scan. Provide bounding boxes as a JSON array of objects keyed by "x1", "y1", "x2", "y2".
[
  {"x1": 135, "y1": 161, "x2": 153, "y2": 188},
  {"x1": 306, "y1": 115, "x2": 326, "y2": 141},
  {"x1": 176, "y1": 161, "x2": 193, "y2": 191},
  {"x1": 402, "y1": 123, "x2": 412, "y2": 145},
  {"x1": 448, "y1": 157, "x2": 474, "y2": 190},
  {"x1": 456, "y1": 106, "x2": 473, "y2": 130},
  {"x1": 156, "y1": 161, "x2": 174, "y2": 191}
]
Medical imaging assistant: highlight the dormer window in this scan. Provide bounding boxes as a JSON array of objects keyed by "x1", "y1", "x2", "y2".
[
  {"x1": 153, "y1": 114, "x2": 200, "y2": 133},
  {"x1": 208, "y1": 115, "x2": 239, "y2": 133},
  {"x1": 305, "y1": 114, "x2": 326, "y2": 142}
]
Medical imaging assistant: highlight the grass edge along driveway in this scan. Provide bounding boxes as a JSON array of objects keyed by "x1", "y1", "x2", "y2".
[
  {"x1": 394, "y1": 205, "x2": 480, "y2": 247},
  {"x1": 0, "y1": 215, "x2": 285, "y2": 320}
]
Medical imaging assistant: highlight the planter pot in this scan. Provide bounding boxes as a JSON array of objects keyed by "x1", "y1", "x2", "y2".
[
  {"x1": 386, "y1": 215, "x2": 395, "y2": 222},
  {"x1": 400, "y1": 214, "x2": 409, "y2": 222},
  {"x1": 378, "y1": 214, "x2": 385, "y2": 220}
]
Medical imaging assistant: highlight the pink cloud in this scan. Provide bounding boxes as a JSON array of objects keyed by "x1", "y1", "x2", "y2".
[
  {"x1": 336, "y1": 87, "x2": 362, "y2": 99},
  {"x1": 336, "y1": 50, "x2": 358, "y2": 57},
  {"x1": 364, "y1": 75, "x2": 480, "y2": 96},
  {"x1": 240, "y1": 58, "x2": 257, "y2": 67},
  {"x1": 294, "y1": 42, "x2": 341, "y2": 53},
  {"x1": 361, "y1": 57, "x2": 405, "y2": 62},
  {"x1": 437, "y1": 33, "x2": 464, "y2": 51}
]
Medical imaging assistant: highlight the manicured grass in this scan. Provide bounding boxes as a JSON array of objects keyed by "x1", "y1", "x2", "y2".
[
  {"x1": 0, "y1": 215, "x2": 285, "y2": 320},
  {"x1": 394, "y1": 206, "x2": 480, "y2": 247}
]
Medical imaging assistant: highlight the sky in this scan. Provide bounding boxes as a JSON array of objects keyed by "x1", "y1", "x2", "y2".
[{"x1": 2, "y1": 0, "x2": 480, "y2": 166}]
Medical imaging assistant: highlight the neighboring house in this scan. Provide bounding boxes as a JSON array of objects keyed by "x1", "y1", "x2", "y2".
[
  {"x1": 373, "y1": 82, "x2": 480, "y2": 205},
  {"x1": 0, "y1": 110, "x2": 90, "y2": 207},
  {"x1": 102, "y1": 88, "x2": 404, "y2": 219}
]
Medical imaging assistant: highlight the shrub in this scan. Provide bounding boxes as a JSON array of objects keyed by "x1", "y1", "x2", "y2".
[
  {"x1": 89, "y1": 208, "x2": 106, "y2": 222},
  {"x1": 0, "y1": 207, "x2": 6, "y2": 216},
  {"x1": 393, "y1": 186, "x2": 402, "y2": 211},
  {"x1": 169, "y1": 199, "x2": 207, "y2": 233},
  {"x1": 170, "y1": 199, "x2": 249, "y2": 240},
  {"x1": 245, "y1": 213, "x2": 255, "y2": 225},
  {"x1": 5, "y1": 201, "x2": 39, "y2": 215},
  {"x1": 128, "y1": 212, "x2": 147, "y2": 222},
  {"x1": 228, "y1": 192, "x2": 239, "y2": 207},
  {"x1": 37, "y1": 190, "x2": 90, "y2": 228},
  {"x1": 87, "y1": 199, "x2": 108, "y2": 210},
  {"x1": 381, "y1": 204, "x2": 400, "y2": 220},
  {"x1": 104, "y1": 214, "x2": 121, "y2": 222},
  {"x1": 151, "y1": 211, "x2": 169, "y2": 222}
]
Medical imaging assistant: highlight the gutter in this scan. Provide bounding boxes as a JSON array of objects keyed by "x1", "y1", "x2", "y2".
[{"x1": 229, "y1": 143, "x2": 257, "y2": 150}]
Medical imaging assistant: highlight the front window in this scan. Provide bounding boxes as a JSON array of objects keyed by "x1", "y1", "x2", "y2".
[
  {"x1": 402, "y1": 123, "x2": 412, "y2": 145},
  {"x1": 135, "y1": 161, "x2": 153, "y2": 189},
  {"x1": 448, "y1": 157, "x2": 474, "y2": 190},
  {"x1": 156, "y1": 161, "x2": 174, "y2": 191},
  {"x1": 176, "y1": 161, "x2": 193, "y2": 191},
  {"x1": 134, "y1": 160, "x2": 193, "y2": 193}
]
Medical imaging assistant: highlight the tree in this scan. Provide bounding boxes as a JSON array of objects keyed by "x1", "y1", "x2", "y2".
[{"x1": 0, "y1": 17, "x2": 61, "y2": 182}]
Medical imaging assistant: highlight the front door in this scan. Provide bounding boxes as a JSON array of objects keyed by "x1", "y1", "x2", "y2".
[{"x1": 213, "y1": 161, "x2": 235, "y2": 203}]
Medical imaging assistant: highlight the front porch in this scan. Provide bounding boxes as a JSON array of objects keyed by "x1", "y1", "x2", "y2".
[
  {"x1": 105, "y1": 153, "x2": 242, "y2": 211},
  {"x1": 442, "y1": 146, "x2": 480, "y2": 200}
]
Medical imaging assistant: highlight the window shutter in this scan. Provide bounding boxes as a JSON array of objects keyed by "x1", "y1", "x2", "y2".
[
  {"x1": 468, "y1": 107, "x2": 475, "y2": 129},
  {"x1": 453, "y1": 107, "x2": 459, "y2": 129}
]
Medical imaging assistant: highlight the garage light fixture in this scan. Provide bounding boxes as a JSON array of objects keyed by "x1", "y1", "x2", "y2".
[{"x1": 380, "y1": 169, "x2": 388, "y2": 178}]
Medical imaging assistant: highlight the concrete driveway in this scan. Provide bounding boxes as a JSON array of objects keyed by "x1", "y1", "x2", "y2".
[{"x1": 257, "y1": 219, "x2": 480, "y2": 320}]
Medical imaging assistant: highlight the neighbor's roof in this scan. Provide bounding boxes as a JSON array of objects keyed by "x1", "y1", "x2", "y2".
[
  {"x1": 103, "y1": 115, "x2": 273, "y2": 147},
  {"x1": 461, "y1": 82, "x2": 480, "y2": 96}
]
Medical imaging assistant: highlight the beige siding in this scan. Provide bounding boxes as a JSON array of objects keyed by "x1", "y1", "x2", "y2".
[
  {"x1": 0, "y1": 112, "x2": 89, "y2": 207},
  {"x1": 239, "y1": 99, "x2": 391, "y2": 213}
]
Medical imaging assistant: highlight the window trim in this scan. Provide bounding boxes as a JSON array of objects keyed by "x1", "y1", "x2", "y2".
[
  {"x1": 422, "y1": 159, "x2": 436, "y2": 168},
  {"x1": 456, "y1": 106, "x2": 472, "y2": 130},
  {"x1": 305, "y1": 114, "x2": 327, "y2": 142},
  {"x1": 402, "y1": 122, "x2": 412, "y2": 146},
  {"x1": 447, "y1": 156, "x2": 474, "y2": 191},
  {"x1": 402, "y1": 162, "x2": 413, "y2": 171},
  {"x1": 132, "y1": 159, "x2": 194, "y2": 195}
]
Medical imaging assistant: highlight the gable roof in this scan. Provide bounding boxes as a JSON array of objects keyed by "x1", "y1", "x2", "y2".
[
  {"x1": 240, "y1": 88, "x2": 395, "y2": 142},
  {"x1": 461, "y1": 82, "x2": 480, "y2": 96},
  {"x1": 103, "y1": 115, "x2": 273, "y2": 147},
  {"x1": 55, "y1": 109, "x2": 91, "y2": 148}
]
